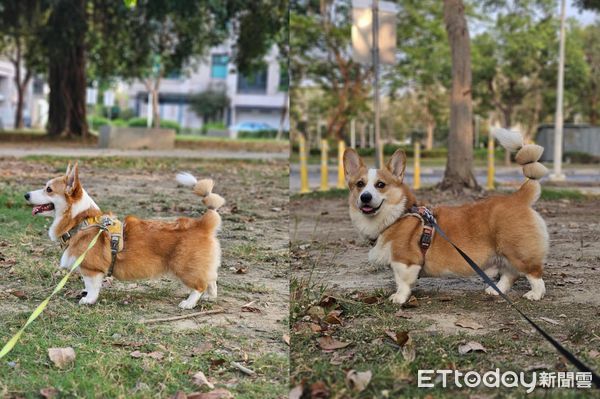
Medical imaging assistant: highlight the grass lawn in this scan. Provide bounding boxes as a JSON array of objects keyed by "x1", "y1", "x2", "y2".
[{"x1": 0, "y1": 156, "x2": 289, "y2": 398}]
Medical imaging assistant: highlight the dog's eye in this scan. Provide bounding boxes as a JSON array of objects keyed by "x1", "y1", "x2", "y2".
[
  {"x1": 46, "y1": 187, "x2": 52, "y2": 193},
  {"x1": 376, "y1": 181, "x2": 386, "y2": 189},
  {"x1": 356, "y1": 181, "x2": 365, "y2": 188}
]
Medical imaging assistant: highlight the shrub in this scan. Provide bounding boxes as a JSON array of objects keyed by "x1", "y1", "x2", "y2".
[
  {"x1": 238, "y1": 129, "x2": 289, "y2": 139},
  {"x1": 111, "y1": 118, "x2": 128, "y2": 127},
  {"x1": 89, "y1": 115, "x2": 111, "y2": 130},
  {"x1": 127, "y1": 117, "x2": 181, "y2": 134}
]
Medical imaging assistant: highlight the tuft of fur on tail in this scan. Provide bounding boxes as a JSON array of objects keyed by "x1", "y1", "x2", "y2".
[
  {"x1": 492, "y1": 128, "x2": 547, "y2": 180},
  {"x1": 176, "y1": 172, "x2": 225, "y2": 210}
]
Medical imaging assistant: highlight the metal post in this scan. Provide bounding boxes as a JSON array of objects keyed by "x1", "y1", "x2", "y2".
[
  {"x1": 413, "y1": 141, "x2": 421, "y2": 190},
  {"x1": 320, "y1": 139, "x2": 329, "y2": 191},
  {"x1": 299, "y1": 135, "x2": 310, "y2": 194},
  {"x1": 487, "y1": 136, "x2": 495, "y2": 190},
  {"x1": 337, "y1": 140, "x2": 346, "y2": 189},
  {"x1": 551, "y1": 0, "x2": 566, "y2": 181},
  {"x1": 350, "y1": 119, "x2": 356, "y2": 149},
  {"x1": 372, "y1": 0, "x2": 383, "y2": 168}
]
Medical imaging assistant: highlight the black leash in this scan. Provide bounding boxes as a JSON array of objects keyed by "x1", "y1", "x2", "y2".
[{"x1": 418, "y1": 210, "x2": 600, "y2": 388}]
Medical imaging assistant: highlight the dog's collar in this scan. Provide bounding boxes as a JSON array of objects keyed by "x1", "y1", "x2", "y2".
[
  {"x1": 60, "y1": 214, "x2": 124, "y2": 277},
  {"x1": 371, "y1": 204, "x2": 436, "y2": 259}
]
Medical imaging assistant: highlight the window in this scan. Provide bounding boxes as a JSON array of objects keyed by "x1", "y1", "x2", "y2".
[
  {"x1": 237, "y1": 68, "x2": 268, "y2": 94},
  {"x1": 211, "y1": 54, "x2": 229, "y2": 79}
]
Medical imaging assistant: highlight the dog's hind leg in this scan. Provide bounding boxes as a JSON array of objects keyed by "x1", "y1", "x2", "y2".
[
  {"x1": 179, "y1": 290, "x2": 203, "y2": 309},
  {"x1": 204, "y1": 281, "x2": 217, "y2": 301},
  {"x1": 523, "y1": 270, "x2": 545, "y2": 301},
  {"x1": 389, "y1": 262, "x2": 421, "y2": 305},
  {"x1": 485, "y1": 269, "x2": 518, "y2": 296},
  {"x1": 79, "y1": 272, "x2": 103, "y2": 305}
]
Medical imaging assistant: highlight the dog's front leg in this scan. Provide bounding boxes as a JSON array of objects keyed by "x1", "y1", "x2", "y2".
[
  {"x1": 79, "y1": 273, "x2": 103, "y2": 305},
  {"x1": 389, "y1": 262, "x2": 421, "y2": 304}
]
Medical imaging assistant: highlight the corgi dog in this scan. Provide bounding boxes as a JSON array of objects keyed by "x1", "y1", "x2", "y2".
[
  {"x1": 343, "y1": 128, "x2": 549, "y2": 305},
  {"x1": 24, "y1": 162, "x2": 225, "y2": 309}
]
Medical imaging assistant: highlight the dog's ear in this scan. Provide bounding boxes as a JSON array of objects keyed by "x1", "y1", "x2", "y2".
[
  {"x1": 343, "y1": 148, "x2": 365, "y2": 179},
  {"x1": 387, "y1": 149, "x2": 406, "y2": 181},
  {"x1": 66, "y1": 162, "x2": 80, "y2": 196},
  {"x1": 65, "y1": 161, "x2": 72, "y2": 177}
]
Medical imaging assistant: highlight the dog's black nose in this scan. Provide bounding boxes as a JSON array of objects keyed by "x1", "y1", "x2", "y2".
[
  {"x1": 360, "y1": 192, "x2": 372, "y2": 203},
  {"x1": 24, "y1": 193, "x2": 30, "y2": 201}
]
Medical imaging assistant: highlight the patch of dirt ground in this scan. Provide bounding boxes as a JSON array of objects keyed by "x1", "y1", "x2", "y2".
[
  {"x1": 291, "y1": 188, "x2": 600, "y2": 335},
  {"x1": 0, "y1": 157, "x2": 289, "y2": 356}
]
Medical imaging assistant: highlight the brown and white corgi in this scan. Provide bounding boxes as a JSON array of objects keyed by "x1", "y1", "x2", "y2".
[
  {"x1": 24, "y1": 162, "x2": 225, "y2": 309},
  {"x1": 343, "y1": 128, "x2": 549, "y2": 305}
]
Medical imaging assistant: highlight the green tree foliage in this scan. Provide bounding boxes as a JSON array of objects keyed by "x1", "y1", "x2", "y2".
[
  {"x1": 190, "y1": 87, "x2": 231, "y2": 124},
  {"x1": 0, "y1": 0, "x2": 47, "y2": 128},
  {"x1": 389, "y1": 0, "x2": 452, "y2": 149},
  {"x1": 290, "y1": 0, "x2": 371, "y2": 140}
]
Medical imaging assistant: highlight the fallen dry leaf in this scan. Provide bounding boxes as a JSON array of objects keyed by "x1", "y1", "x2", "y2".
[
  {"x1": 241, "y1": 301, "x2": 261, "y2": 313},
  {"x1": 10, "y1": 290, "x2": 27, "y2": 299},
  {"x1": 323, "y1": 310, "x2": 343, "y2": 325},
  {"x1": 289, "y1": 384, "x2": 303, "y2": 399},
  {"x1": 319, "y1": 295, "x2": 337, "y2": 308},
  {"x1": 360, "y1": 295, "x2": 379, "y2": 304},
  {"x1": 306, "y1": 305, "x2": 326, "y2": 319},
  {"x1": 345, "y1": 370, "x2": 372, "y2": 392},
  {"x1": 48, "y1": 347, "x2": 76, "y2": 369},
  {"x1": 283, "y1": 334, "x2": 290, "y2": 346},
  {"x1": 317, "y1": 336, "x2": 351, "y2": 351},
  {"x1": 385, "y1": 330, "x2": 410, "y2": 347},
  {"x1": 39, "y1": 387, "x2": 59, "y2": 398},
  {"x1": 403, "y1": 295, "x2": 419, "y2": 308},
  {"x1": 130, "y1": 350, "x2": 144, "y2": 358},
  {"x1": 192, "y1": 371, "x2": 215, "y2": 389},
  {"x1": 454, "y1": 317, "x2": 483, "y2": 330},
  {"x1": 589, "y1": 350, "x2": 600, "y2": 359},
  {"x1": 458, "y1": 341, "x2": 487, "y2": 355},
  {"x1": 394, "y1": 310, "x2": 413, "y2": 319},
  {"x1": 235, "y1": 267, "x2": 247, "y2": 274},
  {"x1": 401, "y1": 335, "x2": 416, "y2": 363},
  {"x1": 147, "y1": 351, "x2": 164, "y2": 360},
  {"x1": 187, "y1": 389, "x2": 233, "y2": 399}
]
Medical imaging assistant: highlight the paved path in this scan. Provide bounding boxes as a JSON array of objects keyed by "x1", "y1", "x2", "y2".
[
  {"x1": 0, "y1": 146, "x2": 288, "y2": 161},
  {"x1": 290, "y1": 164, "x2": 600, "y2": 193}
]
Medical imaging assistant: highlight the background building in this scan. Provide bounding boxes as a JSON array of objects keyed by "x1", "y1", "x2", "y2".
[{"x1": 123, "y1": 44, "x2": 288, "y2": 131}]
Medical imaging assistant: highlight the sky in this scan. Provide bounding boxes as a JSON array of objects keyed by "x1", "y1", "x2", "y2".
[{"x1": 567, "y1": 0, "x2": 597, "y2": 25}]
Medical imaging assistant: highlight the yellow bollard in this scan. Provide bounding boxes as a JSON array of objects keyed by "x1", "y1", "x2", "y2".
[
  {"x1": 337, "y1": 140, "x2": 346, "y2": 189},
  {"x1": 299, "y1": 135, "x2": 310, "y2": 194},
  {"x1": 487, "y1": 136, "x2": 495, "y2": 190},
  {"x1": 320, "y1": 139, "x2": 329, "y2": 191},
  {"x1": 413, "y1": 141, "x2": 421, "y2": 190}
]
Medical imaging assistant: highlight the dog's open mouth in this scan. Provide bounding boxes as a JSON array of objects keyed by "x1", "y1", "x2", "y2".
[
  {"x1": 360, "y1": 200, "x2": 384, "y2": 215},
  {"x1": 32, "y1": 203, "x2": 54, "y2": 216}
]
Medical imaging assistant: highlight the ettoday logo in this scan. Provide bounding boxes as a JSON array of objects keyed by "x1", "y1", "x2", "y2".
[{"x1": 418, "y1": 369, "x2": 593, "y2": 393}]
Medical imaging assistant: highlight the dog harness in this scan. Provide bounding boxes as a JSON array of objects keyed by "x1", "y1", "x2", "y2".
[
  {"x1": 60, "y1": 215, "x2": 124, "y2": 276},
  {"x1": 400, "y1": 205, "x2": 436, "y2": 258}
]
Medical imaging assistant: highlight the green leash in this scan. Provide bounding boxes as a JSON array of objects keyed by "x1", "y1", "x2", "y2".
[{"x1": 0, "y1": 229, "x2": 103, "y2": 359}]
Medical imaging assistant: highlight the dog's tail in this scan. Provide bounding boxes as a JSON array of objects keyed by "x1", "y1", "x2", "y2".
[
  {"x1": 176, "y1": 172, "x2": 225, "y2": 232},
  {"x1": 176, "y1": 172, "x2": 226, "y2": 210},
  {"x1": 492, "y1": 127, "x2": 546, "y2": 204}
]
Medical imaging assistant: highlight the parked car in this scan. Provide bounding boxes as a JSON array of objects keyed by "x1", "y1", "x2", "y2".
[{"x1": 229, "y1": 122, "x2": 277, "y2": 133}]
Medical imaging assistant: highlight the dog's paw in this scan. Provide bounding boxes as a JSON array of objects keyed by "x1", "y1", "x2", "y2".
[
  {"x1": 523, "y1": 290, "x2": 544, "y2": 301},
  {"x1": 78, "y1": 296, "x2": 97, "y2": 305},
  {"x1": 389, "y1": 292, "x2": 409, "y2": 304},
  {"x1": 178, "y1": 299, "x2": 197, "y2": 309},
  {"x1": 485, "y1": 286, "x2": 500, "y2": 296}
]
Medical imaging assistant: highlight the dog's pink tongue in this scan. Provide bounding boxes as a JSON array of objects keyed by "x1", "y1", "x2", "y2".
[
  {"x1": 362, "y1": 206, "x2": 373, "y2": 212},
  {"x1": 32, "y1": 205, "x2": 43, "y2": 216}
]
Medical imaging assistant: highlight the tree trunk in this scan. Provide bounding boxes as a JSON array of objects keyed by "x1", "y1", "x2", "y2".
[
  {"x1": 152, "y1": 77, "x2": 161, "y2": 128},
  {"x1": 359, "y1": 122, "x2": 366, "y2": 148},
  {"x1": 502, "y1": 109, "x2": 512, "y2": 166},
  {"x1": 47, "y1": 0, "x2": 88, "y2": 138},
  {"x1": 438, "y1": 0, "x2": 478, "y2": 192},
  {"x1": 425, "y1": 118, "x2": 435, "y2": 150}
]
